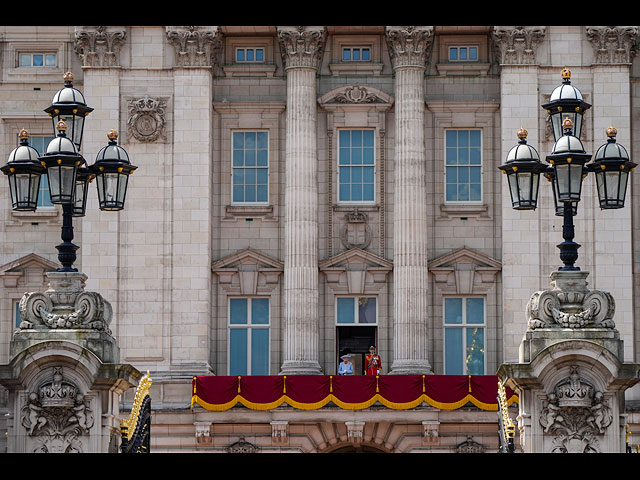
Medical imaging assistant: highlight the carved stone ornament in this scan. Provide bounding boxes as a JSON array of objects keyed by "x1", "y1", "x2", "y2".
[
  {"x1": 225, "y1": 436, "x2": 260, "y2": 453},
  {"x1": 127, "y1": 96, "x2": 168, "y2": 143},
  {"x1": 526, "y1": 271, "x2": 615, "y2": 330},
  {"x1": 539, "y1": 366, "x2": 613, "y2": 453},
  {"x1": 18, "y1": 272, "x2": 113, "y2": 333},
  {"x1": 74, "y1": 26, "x2": 127, "y2": 67},
  {"x1": 20, "y1": 367, "x2": 94, "y2": 453},
  {"x1": 456, "y1": 435, "x2": 485, "y2": 453},
  {"x1": 341, "y1": 209, "x2": 372, "y2": 250},
  {"x1": 165, "y1": 26, "x2": 222, "y2": 67},
  {"x1": 586, "y1": 26, "x2": 639, "y2": 64},
  {"x1": 333, "y1": 85, "x2": 381, "y2": 104},
  {"x1": 277, "y1": 26, "x2": 327, "y2": 70},
  {"x1": 385, "y1": 26, "x2": 434, "y2": 69},
  {"x1": 491, "y1": 26, "x2": 546, "y2": 65}
]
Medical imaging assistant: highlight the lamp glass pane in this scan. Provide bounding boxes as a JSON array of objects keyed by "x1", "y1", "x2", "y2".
[
  {"x1": 47, "y1": 165, "x2": 76, "y2": 203},
  {"x1": 517, "y1": 172, "x2": 532, "y2": 204}
]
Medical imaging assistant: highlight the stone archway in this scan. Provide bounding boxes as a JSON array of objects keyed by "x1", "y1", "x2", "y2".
[{"x1": 323, "y1": 442, "x2": 390, "y2": 453}]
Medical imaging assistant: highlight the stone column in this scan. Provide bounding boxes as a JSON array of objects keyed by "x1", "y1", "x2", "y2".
[
  {"x1": 585, "y1": 26, "x2": 639, "y2": 362},
  {"x1": 277, "y1": 26, "x2": 326, "y2": 375},
  {"x1": 385, "y1": 26, "x2": 433, "y2": 374},
  {"x1": 491, "y1": 26, "x2": 546, "y2": 362}
]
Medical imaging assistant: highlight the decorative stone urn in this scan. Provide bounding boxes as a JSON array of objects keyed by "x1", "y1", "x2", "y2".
[
  {"x1": 498, "y1": 270, "x2": 640, "y2": 453},
  {"x1": 0, "y1": 271, "x2": 141, "y2": 453}
]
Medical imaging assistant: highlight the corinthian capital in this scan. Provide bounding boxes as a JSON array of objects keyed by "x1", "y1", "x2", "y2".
[
  {"x1": 165, "y1": 26, "x2": 222, "y2": 67},
  {"x1": 277, "y1": 26, "x2": 327, "y2": 70},
  {"x1": 74, "y1": 26, "x2": 127, "y2": 67},
  {"x1": 385, "y1": 26, "x2": 434, "y2": 69},
  {"x1": 491, "y1": 26, "x2": 546, "y2": 65},
  {"x1": 586, "y1": 26, "x2": 639, "y2": 64}
]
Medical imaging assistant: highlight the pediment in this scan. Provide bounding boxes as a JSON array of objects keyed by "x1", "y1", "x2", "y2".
[
  {"x1": 0, "y1": 253, "x2": 59, "y2": 288},
  {"x1": 211, "y1": 248, "x2": 284, "y2": 272},
  {"x1": 0, "y1": 253, "x2": 59, "y2": 274},
  {"x1": 318, "y1": 84, "x2": 393, "y2": 109},
  {"x1": 428, "y1": 248, "x2": 501, "y2": 271},
  {"x1": 319, "y1": 248, "x2": 393, "y2": 271}
]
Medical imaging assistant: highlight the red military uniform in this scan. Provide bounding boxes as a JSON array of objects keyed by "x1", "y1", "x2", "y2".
[{"x1": 365, "y1": 351, "x2": 381, "y2": 376}]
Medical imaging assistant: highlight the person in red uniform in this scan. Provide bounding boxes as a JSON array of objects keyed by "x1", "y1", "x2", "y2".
[{"x1": 365, "y1": 346, "x2": 381, "y2": 376}]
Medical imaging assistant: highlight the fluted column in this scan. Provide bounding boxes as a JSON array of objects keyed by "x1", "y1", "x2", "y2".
[
  {"x1": 278, "y1": 26, "x2": 326, "y2": 374},
  {"x1": 385, "y1": 26, "x2": 433, "y2": 374}
]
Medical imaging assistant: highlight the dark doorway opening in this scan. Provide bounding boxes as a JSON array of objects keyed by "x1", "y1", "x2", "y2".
[{"x1": 336, "y1": 326, "x2": 377, "y2": 375}]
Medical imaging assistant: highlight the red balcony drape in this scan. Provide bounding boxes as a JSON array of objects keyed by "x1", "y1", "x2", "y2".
[{"x1": 191, "y1": 375, "x2": 517, "y2": 411}]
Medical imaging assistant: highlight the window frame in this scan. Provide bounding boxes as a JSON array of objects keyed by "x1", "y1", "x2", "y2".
[
  {"x1": 335, "y1": 296, "x2": 378, "y2": 326},
  {"x1": 230, "y1": 130, "x2": 270, "y2": 206},
  {"x1": 444, "y1": 128, "x2": 483, "y2": 205},
  {"x1": 341, "y1": 46, "x2": 372, "y2": 62},
  {"x1": 336, "y1": 128, "x2": 376, "y2": 205},
  {"x1": 18, "y1": 52, "x2": 58, "y2": 68},
  {"x1": 443, "y1": 296, "x2": 486, "y2": 375},
  {"x1": 448, "y1": 45, "x2": 479, "y2": 62},
  {"x1": 227, "y1": 296, "x2": 271, "y2": 376},
  {"x1": 234, "y1": 47, "x2": 265, "y2": 64}
]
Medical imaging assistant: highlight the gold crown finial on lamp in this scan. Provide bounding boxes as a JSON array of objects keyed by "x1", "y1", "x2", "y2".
[
  {"x1": 517, "y1": 127, "x2": 528, "y2": 140},
  {"x1": 63, "y1": 71, "x2": 74, "y2": 84},
  {"x1": 606, "y1": 126, "x2": 617, "y2": 138},
  {"x1": 18, "y1": 128, "x2": 29, "y2": 140},
  {"x1": 561, "y1": 67, "x2": 571, "y2": 80},
  {"x1": 56, "y1": 120, "x2": 67, "y2": 132},
  {"x1": 107, "y1": 129, "x2": 118, "y2": 141},
  {"x1": 562, "y1": 117, "x2": 573, "y2": 130}
]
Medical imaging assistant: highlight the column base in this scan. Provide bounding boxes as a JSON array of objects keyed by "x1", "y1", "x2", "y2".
[
  {"x1": 389, "y1": 359, "x2": 432, "y2": 375},
  {"x1": 279, "y1": 360, "x2": 323, "y2": 375}
]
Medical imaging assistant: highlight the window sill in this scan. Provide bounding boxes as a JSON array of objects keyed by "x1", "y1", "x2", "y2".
[
  {"x1": 328, "y1": 63, "x2": 384, "y2": 76},
  {"x1": 222, "y1": 64, "x2": 277, "y2": 78},
  {"x1": 436, "y1": 63, "x2": 490, "y2": 76},
  {"x1": 438, "y1": 203, "x2": 489, "y2": 219},
  {"x1": 224, "y1": 204, "x2": 274, "y2": 220},
  {"x1": 7, "y1": 208, "x2": 60, "y2": 226}
]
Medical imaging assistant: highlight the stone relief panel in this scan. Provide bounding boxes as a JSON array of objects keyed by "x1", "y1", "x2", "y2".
[
  {"x1": 539, "y1": 366, "x2": 613, "y2": 453},
  {"x1": 20, "y1": 366, "x2": 94, "y2": 453},
  {"x1": 340, "y1": 210, "x2": 372, "y2": 251},
  {"x1": 126, "y1": 95, "x2": 168, "y2": 143}
]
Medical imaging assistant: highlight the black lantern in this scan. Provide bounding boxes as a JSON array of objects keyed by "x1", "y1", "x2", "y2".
[
  {"x1": 499, "y1": 128, "x2": 547, "y2": 210},
  {"x1": 0, "y1": 129, "x2": 45, "y2": 211},
  {"x1": 586, "y1": 126, "x2": 636, "y2": 209},
  {"x1": 39, "y1": 121, "x2": 85, "y2": 204},
  {"x1": 72, "y1": 167, "x2": 94, "y2": 217},
  {"x1": 543, "y1": 169, "x2": 579, "y2": 216},
  {"x1": 546, "y1": 118, "x2": 592, "y2": 204},
  {"x1": 90, "y1": 129, "x2": 137, "y2": 211},
  {"x1": 541, "y1": 67, "x2": 591, "y2": 142},
  {"x1": 44, "y1": 72, "x2": 93, "y2": 150}
]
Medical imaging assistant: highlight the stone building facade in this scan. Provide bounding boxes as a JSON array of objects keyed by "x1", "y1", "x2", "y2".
[{"x1": 0, "y1": 25, "x2": 639, "y2": 452}]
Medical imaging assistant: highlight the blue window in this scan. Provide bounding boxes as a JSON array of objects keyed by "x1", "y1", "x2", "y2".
[
  {"x1": 449, "y1": 46, "x2": 478, "y2": 62},
  {"x1": 232, "y1": 131, "x2": 268, "y2": 203},
  {"x1": 26, "y1": 135, "x2": 54, "y2": 207},
  {"x1": 338, "y1": 129, "x2": 375, "y2": 203},
  {"x1": 444, "y1": 297, "x2": 485, "y2": 375},
  {"x1": 342, "y1": 46, "x2": 371, "y2": 61},
  {"x1": 236, "y1": 48, "x2": 264, "y2": 63},
  {"x1": 15, "y1": 300, "x2": 21, "y2": 328},
  {"x1": 20, "y1": 53, "x2": 57, "y2": 67},
  {"x1": 445, "y1": 129, "x2": 482, "y2": 202},
  {"x1": 336, "y1": 297, "x2": 377, "y2": 324},
  {"x1": 229, "y1": 297, "x2": 270, "y2": 375}
]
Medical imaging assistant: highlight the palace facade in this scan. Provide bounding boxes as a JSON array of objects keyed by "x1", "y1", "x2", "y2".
[{"x1": 1, "y1": 25, "x2": 639, "y2": 453}]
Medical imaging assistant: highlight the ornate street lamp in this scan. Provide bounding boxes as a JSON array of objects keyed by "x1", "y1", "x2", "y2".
[
  {"x1": 500, "y1": 68, "x2": 633, "y2": 272},
  {"x1": 587, "y1": 126, "x2": 636, "y2": 209},
  {"x1": 1, "y1": 72, "x2": 137, "y2": 272},
  {"x1": 499, "y1": 127, "x2": 547, "y2": 210},
  {"x1": 91, "y1": 129, "x2": 137, "y2": 211},
  {"x1": 0, "y1": 129, "x2": 45, "y2": 211},
  {"x1": 43, "y1": 72, "x2": 93, "y2": 150}
]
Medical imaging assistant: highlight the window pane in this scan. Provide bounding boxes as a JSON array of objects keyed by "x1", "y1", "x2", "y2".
[
  {"x1": 230, "y1": 298, "x2": 248, "y2": 324},
  {"x1": 362, "y1": 48, "x2": 370, "y2": 60},
  {"x1": 236, "y1": 49, "x2": 245, "y2": 61},
  {"x1": 20, "y1": 54, "x2": 31, "y2": 66},
  {"x1": 15, "y1": 301, "x2": 21, "y2": 328},
  {"x1": 358, "y1": 297, "x2": 376, "y2": 323},
  {"x1": 251, "y1": 328, "x2": 269, "y2": 375},
  {"x1": 251, "y1": 298, "x2": 269, "y2": 325},
  {"x1": 45, "y1": 54, "x2": 57, "y2": 66},
  {"x1": 469, "y1": 47, "x2": 478, "y2": 60},
  {"x1": 449, "y1": 48, "x2": 458, "y2": 61},
  {"x1": 445, "y1": 298, "x2": 463, "y2": 324},
  {"x1": 466, "y1": 327, "x2": 484, "y2": 374},
  {"x1": 466, "y1": 298, "x2": 484, "y2": 324},
  {"x1": 337, "y1": 297, "x2": 355, "y2": 323},
  {"x1": 445, "y1": 328, "x2": 463, "y2": 374},
  {"x1": 256, "y1": 49, "x2": 264, "y2": 61},
  {"x1": 343, "y1": 48, "x2": 351, "y2": 61},
  {"x1": 229, "y1": 329, "x2": 248, "y2": 376},
  {"x1": 33, "y1": 54, "x2": 43, "y2": 66}
]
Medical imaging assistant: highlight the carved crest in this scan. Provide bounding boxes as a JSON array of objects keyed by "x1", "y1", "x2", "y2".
[
  {"x1": 341, "y1": 209, "x2": 372, "y2": 250},
  {"x1": 127, "y1": 96, "x2": 168, "y2": 143}
]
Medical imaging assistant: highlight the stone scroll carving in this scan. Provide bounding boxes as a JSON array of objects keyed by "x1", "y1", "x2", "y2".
[
  {"x1": 18, "y1": 272, "x2": 113, "y2": 333},
  {"x1": 20, "y1": 366, "x2": 94, "y2": 453},
  {"x1": 491, "y1": 26, "x2": 546, "y2": 65},
  {"x1": 539, "y1": 366, "x2": 613, "y2": 453},
  {"x1": 127, "y1": 96, "x2": 168, "y2": 143},
  {"x1": 586, "y1": 26, "x2": 639, "y2": 64},
  {"x1": 74, "y1": 26, "x2": 127, "y2": 67},
  {"x1": 526, "y1": 271, "x2": 615, "y2": 330}
]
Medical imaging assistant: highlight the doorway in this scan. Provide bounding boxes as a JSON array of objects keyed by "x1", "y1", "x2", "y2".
[{"x1": 336, "y1": 325, "x2": 377, "y2": 375}]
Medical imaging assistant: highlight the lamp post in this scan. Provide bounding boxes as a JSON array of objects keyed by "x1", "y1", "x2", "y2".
[
  {"x1": 1, "y1": 72, "x2": 137, "y2": 272},
  {"x1": 499, "y1": 68, "x2": 636, "y2": 271}
]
